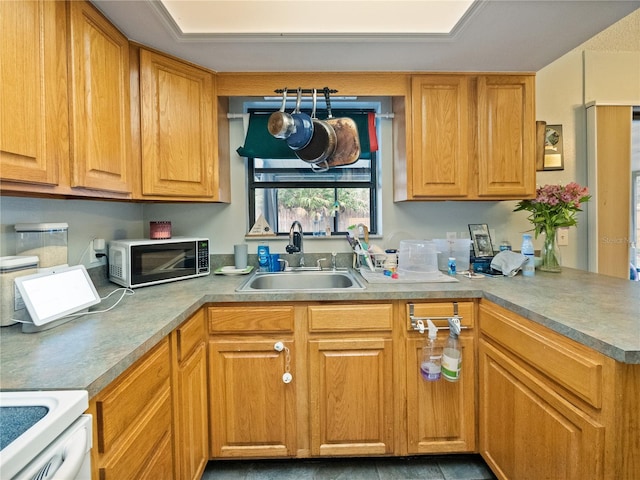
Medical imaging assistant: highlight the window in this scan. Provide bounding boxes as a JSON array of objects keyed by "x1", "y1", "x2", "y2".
[{"x1": 241, "y1": 104, "x2": 381, "y2": 236}]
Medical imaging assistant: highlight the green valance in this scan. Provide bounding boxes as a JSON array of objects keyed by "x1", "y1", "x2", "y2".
[{"x1": 237, "y1": 110, "x2": 376, "y2": 160}]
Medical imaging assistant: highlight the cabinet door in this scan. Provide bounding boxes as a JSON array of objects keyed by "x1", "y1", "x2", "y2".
[
  {"x1": 309, "y1": 337, "x2": 394, "y2": 456},
  {"x1": 209, "y1": 338, "x2": 296, "y2": 458},
  {"x1": 140, "y1": 49, "x2": 216, "y2": 198},
  {"x1": 410, "y1": 75, "x2": 469, "y2": 197},
  {"x1": 173, "y1": 310, "x2": 209, "y2": 480},
  {"x1": 477, "y1": 75, "x2": 535, "y2": 198},
  {"x1": 479, "y1": 339, "x2": 605, "y2": 480},
  {"x1": 1, "y1": 0, "x2": 68, "y2": 186},
  {"x1": 406, "y1": 333, "x2": 475, "y2": 453},
  {"x1": 67, "y1": 1, "x2": 132, "y2": 193}
]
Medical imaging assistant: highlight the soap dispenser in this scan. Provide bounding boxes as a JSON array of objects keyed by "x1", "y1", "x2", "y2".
[
  {"x1": 442, "y1": 317, "x2": 462, "y2": 382},
  {"x1": 420, "y1": 319, "x2": 442, "y2": 382}
]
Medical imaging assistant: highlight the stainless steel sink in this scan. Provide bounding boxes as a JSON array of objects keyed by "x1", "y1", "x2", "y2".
[{"x1": 236, "y1": 269, "x2": 366, "y2": 292}]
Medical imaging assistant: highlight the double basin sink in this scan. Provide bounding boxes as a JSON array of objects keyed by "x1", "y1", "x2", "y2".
[{"x1": 237, "y1": 268, "x2": 366, "y2": 292}]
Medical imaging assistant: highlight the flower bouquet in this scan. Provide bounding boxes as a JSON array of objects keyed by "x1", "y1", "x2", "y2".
[{"x1": 514, "y1": 183, "x2": 590, "y2": 272}]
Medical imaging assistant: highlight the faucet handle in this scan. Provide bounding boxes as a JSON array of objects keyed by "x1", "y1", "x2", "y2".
[{"x1": 316, "y1": 258, "x2": 327, "y2": 270}]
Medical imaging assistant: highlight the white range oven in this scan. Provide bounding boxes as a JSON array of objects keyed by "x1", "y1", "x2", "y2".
[{"x1": 0, "y1": 391, "x2": 92, "y2": 480}]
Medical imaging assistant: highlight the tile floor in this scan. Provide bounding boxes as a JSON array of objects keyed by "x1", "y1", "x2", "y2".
[{"x1": 201, "y1": 455, "x2": 497, "y2": 480}]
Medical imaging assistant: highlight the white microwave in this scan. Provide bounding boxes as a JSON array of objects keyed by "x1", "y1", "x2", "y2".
[{"x1": 108, "y1": 238, "x2": 210, "y2": 288}]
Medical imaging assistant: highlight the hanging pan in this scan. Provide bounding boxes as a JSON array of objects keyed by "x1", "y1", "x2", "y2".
[
  {"x1": 323, "y1": 87, "x2": 361, "y2": 167},
  {"x1": 267, "y1": 88, "x2": 295, "y2": 139},
  {"x1": 295, "y1": 88, "x2": 336, "y2": 172},
  {"x1": 286, "y1": 87, "x2": 314, "y2": 150}
]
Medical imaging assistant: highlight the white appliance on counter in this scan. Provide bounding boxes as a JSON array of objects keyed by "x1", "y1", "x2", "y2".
[{"x1": 0, "y1": 391, "x2": 91, "y2": 480}]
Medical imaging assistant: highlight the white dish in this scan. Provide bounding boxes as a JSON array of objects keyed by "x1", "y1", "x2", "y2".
[{"x1": 215, "y1": 266, "x2": 253, "y2": 275}]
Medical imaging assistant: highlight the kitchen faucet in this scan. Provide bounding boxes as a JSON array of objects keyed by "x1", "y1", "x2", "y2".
[{"x1": 286, "y1": 221, "x2": 305, "y2": 267}]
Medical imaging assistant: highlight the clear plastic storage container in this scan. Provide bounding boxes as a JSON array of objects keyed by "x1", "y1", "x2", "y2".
[
  {"x1": 398, "y1": 240, "x2": 438, "y2": 278},
  {"x1": 15, "y1": 223, "x2": 68, "y2": 268},
  {"x1": 434, "y1": 239, "x2": 472, "y2": 273}
]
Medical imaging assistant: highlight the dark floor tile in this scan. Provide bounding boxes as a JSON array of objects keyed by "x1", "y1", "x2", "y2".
[
  {"x1": 437, "y1": 455, "x2": 497, "y2": 480},
  {"x1": 376, "y1": 456, "x2": 444, "y2": 480},
  {"x1": 201, "y1": 455, "x2": 496, "y2": 480}
]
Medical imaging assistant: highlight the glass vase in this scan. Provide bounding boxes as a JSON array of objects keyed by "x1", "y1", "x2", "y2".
[{"x1": 540, "y1": 227, "x2": 562, "y2": 273}]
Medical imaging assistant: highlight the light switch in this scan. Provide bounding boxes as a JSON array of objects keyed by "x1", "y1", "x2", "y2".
[{"x1": 558, "y1": 228, "x2": 569, "y2": 246}]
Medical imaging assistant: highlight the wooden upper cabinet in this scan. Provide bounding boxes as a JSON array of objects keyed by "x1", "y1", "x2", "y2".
[
  {"x1": 476, "y1": 75, "x2": 535, "y2": 198},
  {"x1": 67, "y1": 1, "x2": 132, "y2": 194},
  {"x1": 399, "y1": 73, "x2": 535, "y2": 201},
  {"x1": 410, "y1": 75, "x2": 469, "y2": 198},
  {"x1": 139, "y1": 49, "x2": 217, "y2": 198},
  {"x1": 0, "y1": 0, "x2": 68, "y2": 186}
]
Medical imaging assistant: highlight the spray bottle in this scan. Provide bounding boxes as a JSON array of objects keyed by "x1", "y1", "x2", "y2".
[
  {"x1": 419, "y1": 319, "x2": 442, "y2": 382},
  {"x1": 442, "y1": 316, "x2": 462, "y2": 382}
]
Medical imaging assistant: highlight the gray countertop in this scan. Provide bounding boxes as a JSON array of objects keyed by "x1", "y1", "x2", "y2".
[{"x1": 1, "y1": 267, "x2": 639, "y2": 398}]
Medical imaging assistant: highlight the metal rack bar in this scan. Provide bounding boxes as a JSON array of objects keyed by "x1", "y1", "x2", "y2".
[
  {"x1": 274, "y1": 88, "x2": 338, "y2": 95},
  {"x1": 408, "y1": 303, "x2": 469, "y2": 332}
]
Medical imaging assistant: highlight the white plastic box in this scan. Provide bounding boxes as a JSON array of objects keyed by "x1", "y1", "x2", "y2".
[
  {"x1": 0, "y1": 255, "x2": 39, "y2": 326},
  {"x1": 15, "y1": 223, "x2": 68, "y2": 268}
]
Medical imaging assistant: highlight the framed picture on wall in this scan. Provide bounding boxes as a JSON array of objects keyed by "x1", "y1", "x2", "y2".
[
  {"x1": 468, "y1": 224, "x2": 494, "y2": 257},
  {"x1": 543, "y1": 125, "x2": 564, "y2": 170}
]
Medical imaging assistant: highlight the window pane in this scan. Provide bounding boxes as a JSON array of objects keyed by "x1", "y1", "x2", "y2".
[{"x1": 252, "y1": 187, "x2": 371, "y2": 235}]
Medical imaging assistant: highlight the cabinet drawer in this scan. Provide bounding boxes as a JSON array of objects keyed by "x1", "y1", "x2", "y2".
[
  {"x1": 208, "y1": 305, "x2": 294, "y2": 333},
  {"x1": 406, "y1": 301, "x2": 475, "y2": 331},
  {"x1": 479, "y1": 301, "x2": 604, "y2": 408},
  {"x1": 95, "y1": 339, "x2": 171, "y2": 454},
  {"x1": 308, "y1": 304, "x2": 393, "y2": 332},
  {"x1": 176, "y1": 309, "x2": 206, "y2": 363}
]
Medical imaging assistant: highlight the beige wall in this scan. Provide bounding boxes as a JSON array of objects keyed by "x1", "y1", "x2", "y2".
[{"x1": 534, "y1": 8, "x2": 639, "y2": 270}]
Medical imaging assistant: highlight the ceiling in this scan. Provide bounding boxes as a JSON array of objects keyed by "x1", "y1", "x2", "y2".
[{"x1": 91, "y1": 0, "x2": 640, "y2": 73}]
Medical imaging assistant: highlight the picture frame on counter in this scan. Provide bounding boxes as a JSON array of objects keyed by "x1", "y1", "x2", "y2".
[{"x1": 469, "y1": 224, "x2": 494, "y2": 257}]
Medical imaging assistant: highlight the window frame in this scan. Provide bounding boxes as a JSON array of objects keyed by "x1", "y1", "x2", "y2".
[{"x1": 245, "y1": 106, "x2": 380, "y2": 236}]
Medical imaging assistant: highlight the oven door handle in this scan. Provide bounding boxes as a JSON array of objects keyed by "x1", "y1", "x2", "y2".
[{"x1": 41, "y1": 425, "x2": 88, "y2": 480}]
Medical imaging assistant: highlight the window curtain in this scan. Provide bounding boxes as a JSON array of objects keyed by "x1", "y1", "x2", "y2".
[{"x1": 237, "y1": 111, "x2": 377, "y2": 160}]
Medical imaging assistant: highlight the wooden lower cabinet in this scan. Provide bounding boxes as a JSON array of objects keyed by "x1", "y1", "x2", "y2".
[
  {"x1": 479, "y1": 338, "x2": 605, "y2": 480},
  {"x1": 404, "y1": 301, "x2": 476, "y2": 454},
  {"x1": 171, "y1": 309, "x2": 209, "y2": 480},
  {"x1": 307, "y1": 304, "x2": 394, "y2": 456},
  {"x1": 88, "y1": 338, "x2": 173, "y2": 480},
  {"x1": 208, "y1": 305, "x2": 297, "y2": 458},
  {"x1": 478, "y1": 300, "x2": 640, "y2": 480}
]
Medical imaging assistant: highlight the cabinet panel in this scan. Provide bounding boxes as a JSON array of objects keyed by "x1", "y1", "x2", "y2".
[
  {"x1": 174, "y1": 342, "x2": 209, "y2": 480},
  {"x1": 172, "y1": 309, "x2": 209, "y2": 480},
  {"x1": 308, "y1": 304, "x2": 393, "y2": 332},
  {"x1": 477, "y1": 75, "x2": 535, "y2": 197},
  {"x1": 410, "y1": 75, "x2": 469, "y2": 197},
  {"x1": 309, "y1": 337, "x2": 394, "y2": 456},
  {"x1": 208, "y1": 305, "x2": 295, "y2": 333},
  {"x1": 479, "y1": 301, "x2": 604, "y2": 408},
  {"x1": 479, "y1": 339, "x2": 605, "y2": 480},
  {"x1": 68, "y1": 1, "x2": 132, "y2": 193},
  {"x1": 0, "y1": 0, "x2": 67, "y2": 186},
  {"x1": 209, "y1": 338, "x2": 296, "y2": 458},
  {"x1": 406, "y1": 334, "x2": 475, "y2": 453},
  {"x1": 140, "y1": 49, "x2": 215, "y2": 198}
]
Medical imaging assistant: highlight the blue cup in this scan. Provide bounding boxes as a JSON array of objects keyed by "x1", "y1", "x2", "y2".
[{"x1": 269, "y1": 253, "x2": 282, "y2": 272}]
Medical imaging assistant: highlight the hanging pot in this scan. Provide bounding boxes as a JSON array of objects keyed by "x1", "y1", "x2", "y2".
[
  {"x1": 267, "y1": 88, "x2": 295, "y2": 139},
  {"x1": 286, "y1": 88, "x2": 314, "y2": 150},
  {"x1": 295, "y1": 89, "x2": 336, "y2": 169},
  {"x1": 323, "y1": 87, "x2": 361, "y2": 167}
]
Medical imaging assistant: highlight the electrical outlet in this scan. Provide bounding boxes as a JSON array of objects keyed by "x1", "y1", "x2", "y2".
[
  {"x1": 87, "y1": 240, "x2": 105, "y2": 267},
  {"x1": 558, "y1": 228, "x2": 569, "y2": 246},
  {"x1": 446, "y1": 231, "x2": 457, "y2": 240}
]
